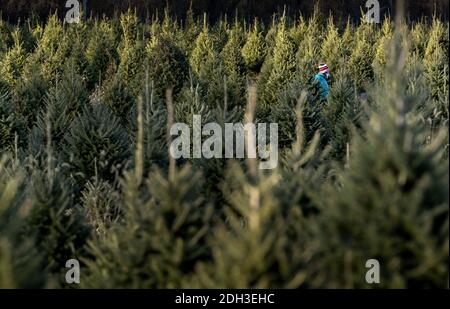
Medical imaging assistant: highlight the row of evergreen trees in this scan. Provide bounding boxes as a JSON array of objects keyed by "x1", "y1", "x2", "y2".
[{"x1": 0, "y1": 9, "x2": 448, "y2": 288}]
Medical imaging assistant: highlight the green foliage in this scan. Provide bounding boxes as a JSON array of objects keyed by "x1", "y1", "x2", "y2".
[
  {"x1": 242, "y1": 20, "x2": 266, "y2": 74},
  {"x1": 82, "y1": 167, "x2": 213, "y2": 288},
  {"x1": 348, "y1": 29, "x2": 375, "y2": 91},
  {"x1": 190, "y1": 159, "x2": 310, "y2": 288},
  {"x1": 63, "y1": 103, "x2": 131, "y2": 187},
  {"x1": 12, "y1": 62, "x2": 49, "y2": 128},
  {"x1": 261, "y1": 17, "x2": 296, "y2": 116},
  {"x1": 81, "y1": 178, "x2": 120, "y2": 236},
  {"x1": 26, "y1": 169, "x2": 90, "y2": 284},
  {"x1": 190, "y1": 22, "x2": 216, "y2": 81},
  {"x1": 146, "y1": 34, "x2": 189, "y2": 97},
  {"x1": 0, "y1": 156, "x2": 48, "y2": 288},
  {"x1": 0, "y1": 29, "x2": 28, "y2": 89},
  {"x1": 0, "y1": 93, "x2": 26, "y2": 154},
  {"x1": 84, "y1": 20, "x2": 117, "y2": 89},
  {"x1": 373, "y1": 19, "x2": 394, "y2": 81},
  {"x1": 320, "y1": 16, "x2": 343, "y2": 73},
  {"x1": 305, "y1": 38, "x2": 449, "y2": 288},
  {"x1": 323, "y1": 70, "x2": 362, "y2": 159},
  {"x1": 0, "y1": 11, "x2": 448, "y2": 289},
  {"x1": 295, "y1": 12, "x2": 321, "y2": 83},
  {"x1": 0, "y1": 19, "x2": 12, "y2": 54}
]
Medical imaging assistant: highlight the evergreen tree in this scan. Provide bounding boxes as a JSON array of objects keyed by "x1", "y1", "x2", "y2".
[
  {"x1": 84, "y1": 19, "x2": 118, "y2": 90},
  {"x1": 220, "y1": 20, "x2": 246, "y2": 106},
  {"x1": 305, "y1": 34, "x2": 449, "y2": 288},
  {"x1": 0, "y1": 156, "x2": 48, "y2": 288},
  {"x1": 82, "y1": 166, "x2": 213, "y2": 288},
  {"x1": 26, "y1": 169, "x2": 90, "y2": 285},
  {"x1": 410, "y1": 22, "x2": 427, "y2": 58},
  {"x1": 62, "y1": 103, "x2": 131, "y2": 188},
  {"x1": 12, "y1": 62, "x2": 49, "y2": 128},
  {"x1": 323, "y1": 68, "x2": 363, "y2": 159},
  {"x1": 295, "y1": 11, "x2": 321, "y2": 83},
  {"x1": 261, "y1": 15, "x2": 296, "y2": 116},
  {"x1": 0, "y1": 92, "x2": 26, "y2": 154},
  {"x1": 27, "y1": 14, "x2": 69, "y2": 83},
  {"x1": 372, "y1": 18, "x2": 394, "y2": 81},
  {"x1": 189, "y1": 19, "x2": 216, "y2": 81},
  {"x1": 81, "y1": 177, "x2": 120, "y2": 237},
  {"x1": 348, "y1": 21, "x2": 376, "y2": 92},
  {"x1": 321, "y1": 16, "x2": 343, "y2": 74},
  {"x1": 0, "y1": 19, "x2": 12, "y2": 55},
  {"x1": 242, "y1": 19, "x2": 266, "y2": 75},
  {"x1": 0, "y1": 29, "x2": 27, "y2": 89},
  {"x1": 146, "y1": 33, "x2": 189, "y2": 98}
]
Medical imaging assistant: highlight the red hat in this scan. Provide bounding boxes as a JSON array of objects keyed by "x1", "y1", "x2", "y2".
[{"x1": 318, "y1": 63, "x2": 329, "y2": 74}]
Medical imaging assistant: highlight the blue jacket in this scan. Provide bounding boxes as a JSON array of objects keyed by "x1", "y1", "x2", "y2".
[{"x1": 314, "y1": 73, "x2": 329, "y2": 99}]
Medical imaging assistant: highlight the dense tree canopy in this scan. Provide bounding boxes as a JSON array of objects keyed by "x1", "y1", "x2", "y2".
[{"x1": 0, "y1": 0, "x2": 448, "y2": 24}]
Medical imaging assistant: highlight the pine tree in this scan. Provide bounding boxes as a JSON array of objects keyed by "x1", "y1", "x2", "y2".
[
  {"x1": 180, "y1": 6, "x2": 201, "y2": 55},
  {"x1": 189, "y1": 18, "x2": 216, "y2": 81},
  {"x1": 220, "y1": 19, "x2": 246, "y2": 107},
  {"x1": 28, "y1": 63, "x2": 89, "y2": 161},
  {"x1": 372, "y1": 18, "x2": 394, "y2": 81},
  {"x1": 323, "y1": 68, "x2": 362, "y2": 159},
  {"x1": 82, "y1": 166, "x2": 213, "y2": 288},
  {"x1": 348, "y1": 21, "x2": 376, "y2": 92},
  {"x1": 84, "y1": 19, "x2": 117, "y2": 90},
  {"x1": 295, "y1": 10, "x2": 321, "y2": 83},
  {"x1": 304, "y1": 33, "x2": 449, "y2": 288},
  {"x1": 0, "y1": 92, "x2": 26, "y2": 154},
  {"x1": 12, "y1": 62, "x2": 49, "y2": 128},
  {"x1": 81, "y1": 177, "x2": 120, "y2": 236},
  {"x1": 190, "y1": 88, "x2": 312, "y2": 288},
  {"x1": 27, "y1": 14, "x2": 70, "y2": 83},
  {"x1": 146, "y1": 33, "x2": 189, "y2": 98},
  {"x1": 0, "y1": 19, "x2": 12, "y2": 55},
  {"x1": 0, "y1": 156, "x2": 48, "y2": 288},
  {"x1": 116, "y1": 10, "x2": 146, "y2": 98},
  {"x1": 410, "y1": 22, "x2": 427, "y2": 58},
  {"x1": 242, "y1": 19, "x2": 266, "y2": 75},
  {"x1": 0, "y1": 29, "x2": 27, "y2": 89},
  {"x1": 261, "y1": 15, "x2": 296, "y2": 115},
  {"x1": 26, "y1": 169, "x2": 90, "y2": 285},
  {"x1": 321, "y1": 16, "x2": 343, "y2": 74},
  {"x1": 62, "y1": 103, "x2": 131, "y2": 188},
  {"x1": 341, "y1": 18, "x2": 355, "y2": 60},
  {"x1": 424, "y1": 17, "x2": 449, "y2": 118}
]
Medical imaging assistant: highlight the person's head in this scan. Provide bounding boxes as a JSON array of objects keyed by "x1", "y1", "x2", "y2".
[{"x1": 318, "y1": 63, "x2": 330, "y2": 79}]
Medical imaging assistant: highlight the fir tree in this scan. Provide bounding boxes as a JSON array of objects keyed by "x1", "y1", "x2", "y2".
[
  {"x1": 189, "y1": 18, "x2": 216, "y2": 81},
  {"x1": 0, "y1": 29, "x2": 28, "y2": 89},
  {"x1": 261, "y1": 15, "x2": 296, "y2": 116},
  {"x1": 146, "y1": 33, "x2": 189, "y2": 98},
  {"x1": 348, "y1": 22, "x2": 376, "y2": 92},
  {"x1": 242, "y1": 19, "x2": 266, "y2": 75},
  {"x1": 84, "y1": 20, "x2": 117, "y2": 90},
  {"x1": 0, "y1": 93, "x2": 26, "y2": 154},
  {"x1": 62, "y1": 103, "x2": 131, "y2": 188},
  {"x1": 305, "y1": 32, "x2": 449, "y2": 289},
  {"x1": 372, "y1": 18, "x2": 394, "y2": 81},
  {"x1": 82, "y1": 166, "x2": 213, "y2": 288},
  {"x1": 0, "y1": 156, "x2": 48, "y2": 288},
  {"x1": 320, "y1": 16, "x2": 343, "y2": 74}
]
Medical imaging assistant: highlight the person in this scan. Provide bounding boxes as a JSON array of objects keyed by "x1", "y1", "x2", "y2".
[{"x1": 314, "y1": 63, "x2": 331, "y2": 100}]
